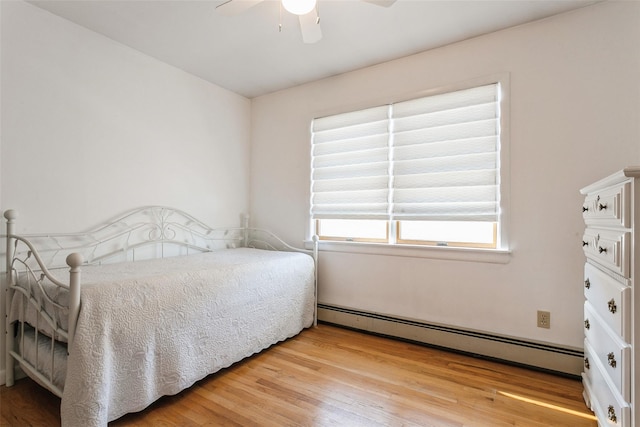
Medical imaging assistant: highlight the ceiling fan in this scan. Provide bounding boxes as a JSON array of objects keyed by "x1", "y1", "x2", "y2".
[{"x1": 215, "y1": 0, "x2": 397, "y2": 44}]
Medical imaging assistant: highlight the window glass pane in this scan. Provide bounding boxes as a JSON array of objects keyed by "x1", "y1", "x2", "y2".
[
  {"x1": 317, "y1": 219, "x2": 387, "y2": 241},
  {"x1": 398, "y1": 221, "x2": 495, "y2": 246}
]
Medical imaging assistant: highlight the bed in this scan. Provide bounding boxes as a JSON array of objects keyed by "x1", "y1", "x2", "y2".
[{"x1": 3, "y1": 206, "x2": 318, "y2": 426}]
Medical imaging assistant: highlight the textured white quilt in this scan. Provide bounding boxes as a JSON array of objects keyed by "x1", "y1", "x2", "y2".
[{"x1": 46, "y1": 248, "x2": 314, "y2": 427}]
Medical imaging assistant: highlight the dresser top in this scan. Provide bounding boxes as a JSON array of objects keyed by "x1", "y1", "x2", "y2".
[{"x1": 580, "y1": 166, "x2": 640, "y2": 194}]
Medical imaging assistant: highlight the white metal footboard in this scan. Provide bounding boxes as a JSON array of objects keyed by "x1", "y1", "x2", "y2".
[
  {"x1": 244, "y1": 225, "x2": 319, "y2": 325},
  {"x1": 4, "y1": 210, "x2": 82, "y2": 396}
]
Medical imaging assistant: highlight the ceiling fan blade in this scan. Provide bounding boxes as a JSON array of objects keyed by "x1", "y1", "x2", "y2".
[
  {"x1": 299, "y1": 9, "x2": 322, "y2": 44},
  {"x1": 215, "y1": 0, "x2": 265, "y2": 16},
  {"x1": 362, "y1": 0, "x2": 397, "y2": 7}
]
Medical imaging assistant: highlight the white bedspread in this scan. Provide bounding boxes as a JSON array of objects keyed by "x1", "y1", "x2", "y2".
[{"x1": 47, "y1": 248, "x2": 314, "y2": 427}]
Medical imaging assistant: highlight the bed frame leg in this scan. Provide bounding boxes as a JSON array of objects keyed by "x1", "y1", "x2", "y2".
[
  {"x1": 4, "y1": 209, "x2": 18, "y2": 387},
  {"x1": 4, "y1": 330, "x2": 14, "y2": 387}
]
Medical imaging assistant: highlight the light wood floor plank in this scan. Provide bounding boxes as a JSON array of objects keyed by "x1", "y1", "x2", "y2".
[{"x1": 0, "y1": 324, "x2": 595, "y2": 426}]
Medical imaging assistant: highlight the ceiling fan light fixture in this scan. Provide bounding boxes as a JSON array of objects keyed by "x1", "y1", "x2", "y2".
[{"x1": 281, "y1": 0, "x2": 316, "y2": 16}]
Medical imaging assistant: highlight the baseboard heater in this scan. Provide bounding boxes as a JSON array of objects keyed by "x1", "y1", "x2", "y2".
[{"x1": 317, "y1": 304, "x2": 584, "y2": 378}]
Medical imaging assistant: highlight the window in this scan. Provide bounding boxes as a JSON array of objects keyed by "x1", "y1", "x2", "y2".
[{"x1": 310, "y1": 82, "x2": 506, "y2": 250}]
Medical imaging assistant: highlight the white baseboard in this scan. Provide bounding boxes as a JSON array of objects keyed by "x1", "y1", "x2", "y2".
[{"x1": 318, "y1": 304, "x2": 584, "y2": 377}]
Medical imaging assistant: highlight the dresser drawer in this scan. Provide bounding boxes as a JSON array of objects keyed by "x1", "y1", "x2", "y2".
[
  {"x1": 584, "y1": 303, "x2": 631, "y2": 401},
  {"x1": 582, "y1": 228, "x2": 630, "y2": 278},
  {"x1": 582, "y1": 182, "x2": 630, "y2": 228},
  {"x1": 584, "y1": 262, "x2": 631, "y2": 342},
  {"x1": 582, "y1": 341, "x2": 630, "y2": 427}
]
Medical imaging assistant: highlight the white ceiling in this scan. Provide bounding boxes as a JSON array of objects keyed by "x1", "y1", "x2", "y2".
[{"x1": 29, "y1": 0, "x2": 598, "y2": 98}]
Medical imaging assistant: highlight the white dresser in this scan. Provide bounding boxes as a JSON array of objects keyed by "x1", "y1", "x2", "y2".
[{"x1": 581, "y1": 167, "x2": 640, "y2": 427}]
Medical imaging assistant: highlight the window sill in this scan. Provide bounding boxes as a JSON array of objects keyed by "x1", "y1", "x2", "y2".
[{"x1": 304, "y1": 240, "x2": 511, "y2": 264}]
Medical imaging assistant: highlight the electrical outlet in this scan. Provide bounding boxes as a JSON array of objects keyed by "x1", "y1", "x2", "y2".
[{"x1": 537, "y1": 310, "x2": 551, "y2": 329}]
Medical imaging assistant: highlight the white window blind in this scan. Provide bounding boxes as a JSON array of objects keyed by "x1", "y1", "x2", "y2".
[
  {"x1": 311, "y1": 105, "x2": 390, "y2": 219},
  {"x1": 311, "y1": 83, "x2": 500, "y2": 223}
]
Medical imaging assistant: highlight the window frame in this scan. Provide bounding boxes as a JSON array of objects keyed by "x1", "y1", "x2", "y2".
[
  {"x1": 308, "y1": 74, "x2": 510, "y2": 259},
  {"x1": 315, "y1": 219, "x2": 389, "y2": 244},
  {"x1": 395, "y1": 220, "x2": 498, "y2": 249}
]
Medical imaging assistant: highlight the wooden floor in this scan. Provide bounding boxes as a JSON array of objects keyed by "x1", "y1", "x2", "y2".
[{"x1": 1, "y1": 324, "x2": 595, "y2": 427}]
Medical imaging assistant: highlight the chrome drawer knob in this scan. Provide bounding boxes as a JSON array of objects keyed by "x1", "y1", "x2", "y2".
[
  {"x1": 608, "y1": 405, "x2": 617, "y2": 423},
  {"x1": 584, "y1": 319, "x2": 590, "y2": 330},
  {"x1": 608, "y1": 298, "x2": 617, "y2": 314},
  {"x1": 607, "y1": 352, "x2": 617, "y2": 368},
  {"x1": 584, "y1": 278, "x2": 590, "y2": 289},
  {"x1": 584, "y1": 357, "x2": 590, "y2": 370}
]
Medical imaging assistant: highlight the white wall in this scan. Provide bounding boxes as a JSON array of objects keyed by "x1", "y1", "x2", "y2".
[
  {"x1": 1, "y1": 1, "x2": 251, "y2": 232},
  {"x1": 250, "y1": 1, "x2": 640, "y2": 349},
  {"x1": 1, "y1": 1, "x2": 250, "y2": 379}
]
